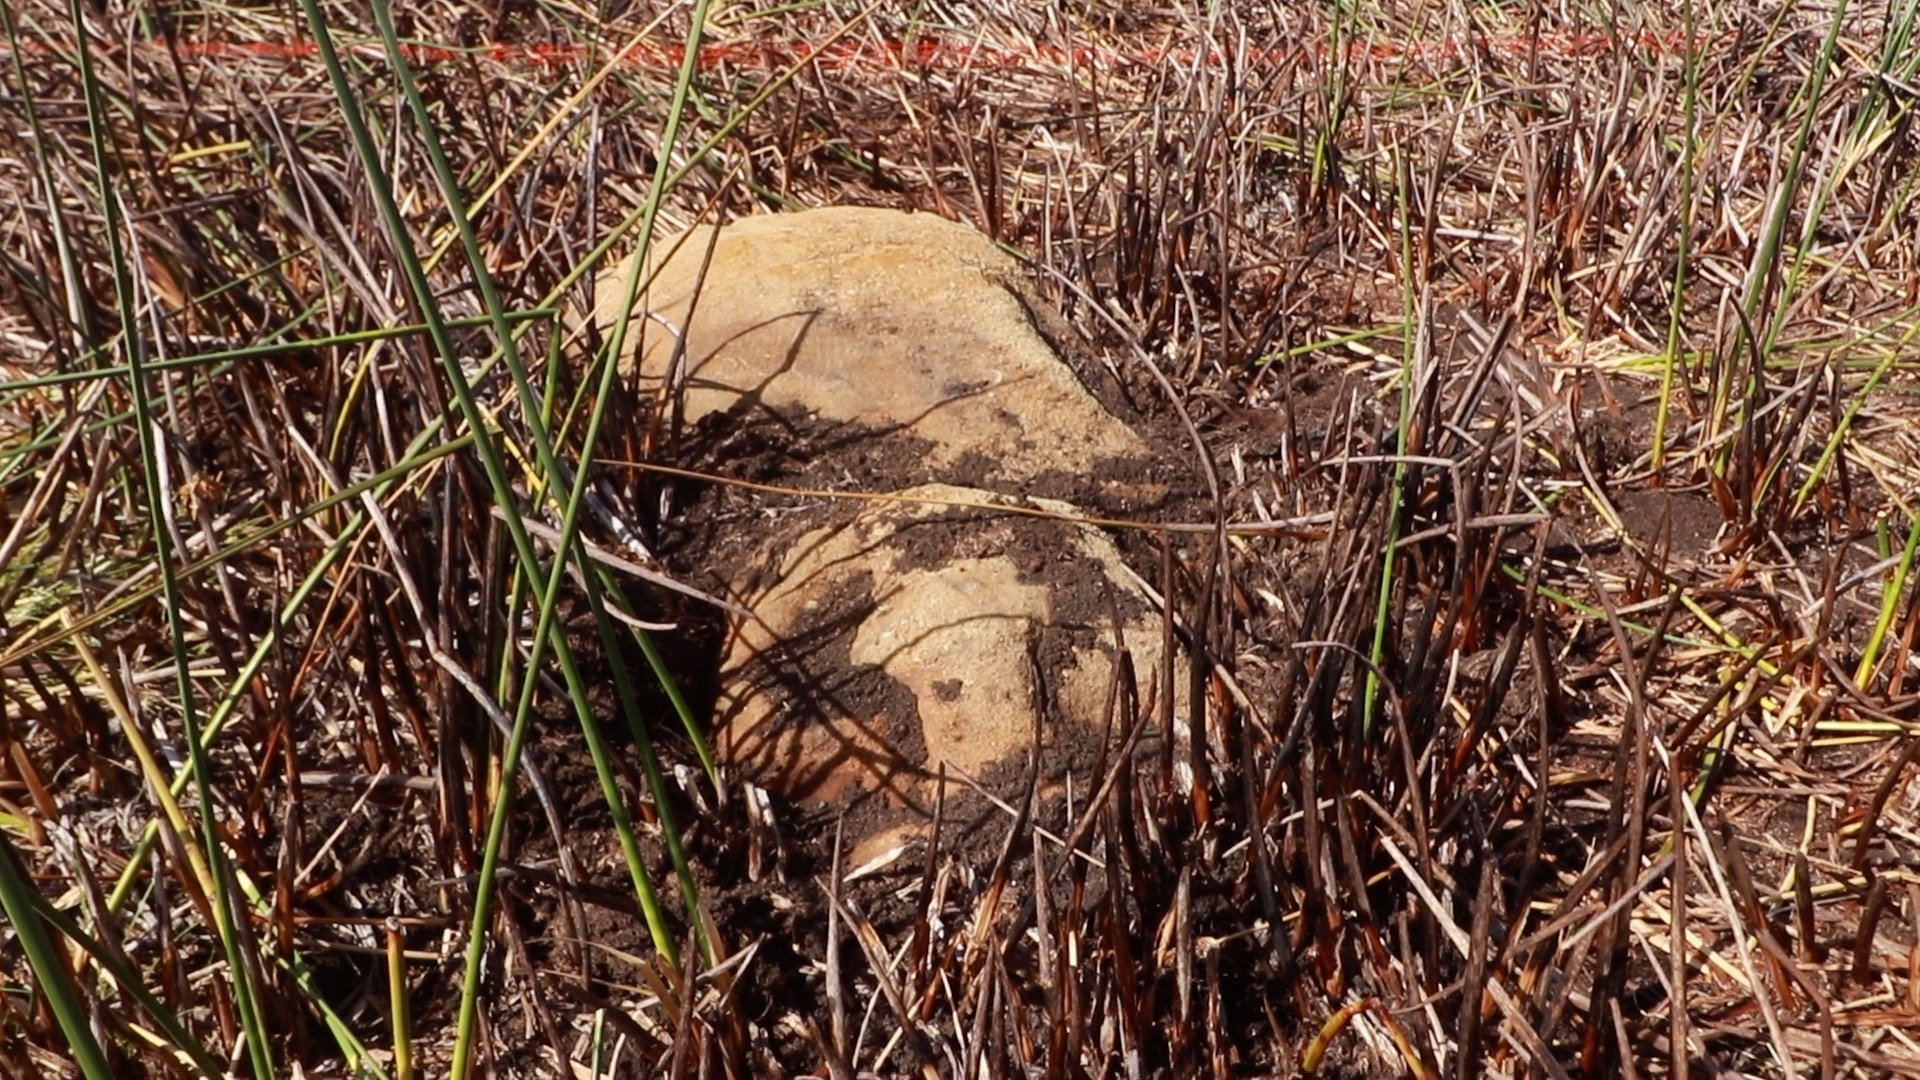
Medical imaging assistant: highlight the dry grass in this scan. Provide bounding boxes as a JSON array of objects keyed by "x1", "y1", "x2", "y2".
[{"x1": 4, "y1": 0, "x2": 1920, "y2": 1075}]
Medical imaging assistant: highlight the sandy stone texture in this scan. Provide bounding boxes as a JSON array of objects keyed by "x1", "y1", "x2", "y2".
[
  {"x1": 589, "y1": 205, "x2": 1148, "y2": 488},
  {"x1": 590, "y1": 207, "x2": 1184, "y2": 830},
  {"x1": 713, "y1": 484, "x2": 1178, "y2": 812}
]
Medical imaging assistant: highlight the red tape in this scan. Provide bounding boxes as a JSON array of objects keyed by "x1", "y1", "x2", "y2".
[{"x1": 0, "y1": 30, "x2": 1724, "y2": 74}]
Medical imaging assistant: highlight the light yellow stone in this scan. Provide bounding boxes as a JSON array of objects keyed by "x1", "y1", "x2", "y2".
[{"x1": 589, "y1": 206, "x2": 1147, "y2": 485}]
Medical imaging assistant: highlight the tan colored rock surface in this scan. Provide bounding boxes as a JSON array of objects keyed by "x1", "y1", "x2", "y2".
[
  {"x1": 714, "y1": 485, "x2": 1180, "y2": 812},
  {"x1": 588, "y1": 207, "x2": 1187, "y2": 840},
  {"x1": 589, "y1": 206, "x2": 1148, "y2": 486}
]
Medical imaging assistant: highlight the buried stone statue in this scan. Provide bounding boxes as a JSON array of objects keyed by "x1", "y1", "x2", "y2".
[{"x1": 588, "y1": 206, "x2": 1192, "y2": 850}]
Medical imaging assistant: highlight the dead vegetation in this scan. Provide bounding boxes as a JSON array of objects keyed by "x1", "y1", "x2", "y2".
[{"x1": 4, "y1": 0, "x2": 1920, "y2": 1075}]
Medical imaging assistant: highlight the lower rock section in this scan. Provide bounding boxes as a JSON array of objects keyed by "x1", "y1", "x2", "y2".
[{"x1": 714, "y1": 485, "x2": 1181, "y2": 821}]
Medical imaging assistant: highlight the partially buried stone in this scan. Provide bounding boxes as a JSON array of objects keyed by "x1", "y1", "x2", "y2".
[
  {"x1": 714, "y1": 484, "x2": 1182, "y2": 815},
  {"x1": 586, "y1": 208, "x2": 1188, "y2": 853}
]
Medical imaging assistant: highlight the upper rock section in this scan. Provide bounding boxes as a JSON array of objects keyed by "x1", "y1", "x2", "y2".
[{"x1": 588, "y1": 206, "x2": 1148, "y2": 488}]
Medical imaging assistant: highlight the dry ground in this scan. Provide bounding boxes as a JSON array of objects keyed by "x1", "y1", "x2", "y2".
[{"x1": 4, "y1": 0, "x2": 1920, "y2": 1076}]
